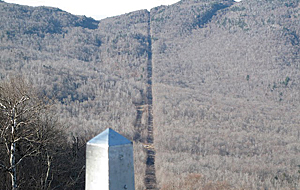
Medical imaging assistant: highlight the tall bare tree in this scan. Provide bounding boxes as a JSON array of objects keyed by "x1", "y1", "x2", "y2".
[
  {"x1": 0, "y1": 77, "x2": 87, "y2": 190},
  {"x1": 0, "y1": 77, "x2": 50, "y2": 190}
]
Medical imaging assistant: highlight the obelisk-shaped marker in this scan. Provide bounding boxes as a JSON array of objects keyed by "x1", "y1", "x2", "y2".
[{"x1": 86, "y1": 128, "x2": 135, "y2": 190}]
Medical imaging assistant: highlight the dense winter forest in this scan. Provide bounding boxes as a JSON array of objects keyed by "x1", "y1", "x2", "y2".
[{"x1": 0, "y1": 0, "x2": 300, "y2": 189}]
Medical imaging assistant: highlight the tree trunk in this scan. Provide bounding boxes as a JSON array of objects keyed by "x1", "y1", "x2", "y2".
[
  {"x1": 10, "y1": 142, "x2": 17, "y2": 190},
  {"x1": 10, "y1": 108, "x2": 17, "y2": 190}
]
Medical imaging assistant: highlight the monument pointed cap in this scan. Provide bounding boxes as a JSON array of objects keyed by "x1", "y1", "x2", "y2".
[{"x1": 87, "y1": 128, "x2": 132, "y2": 147}]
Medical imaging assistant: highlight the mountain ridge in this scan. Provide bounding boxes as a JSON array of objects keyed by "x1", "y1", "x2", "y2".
[{"x1": 0, "y1": 0, "x2": 300, "y2": 189}]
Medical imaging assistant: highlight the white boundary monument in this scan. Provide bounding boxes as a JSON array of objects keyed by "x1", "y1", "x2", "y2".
[{"x1": 86, "y1": 128, "x2": 135, "y2": 190}]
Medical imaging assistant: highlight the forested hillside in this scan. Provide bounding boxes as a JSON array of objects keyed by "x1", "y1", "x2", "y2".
[
  {"x1": 151, "y1": 0, "x2": 300, "y2": 189},
  {"x1": 0, "y1": 2, "x2": 150, "y2": 189},
  {"x1": 0, "y1": 2, "x2": 149, "y2": 135},
  {"x1": 0, "y1": 0, "x2": 300, "y2": 189}
]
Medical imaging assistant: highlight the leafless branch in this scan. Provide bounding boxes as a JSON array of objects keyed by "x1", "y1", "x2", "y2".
[
  {"x1": 14, "y1": 136, "x2": 41, "y2": 144},
  {"x1": 0, "y1": 97, "x2": 10, "y2": 107},
  {"x1": 68, "y1": 165, "x2": 85, "y2": 186},
  {"x1": 15, "y1": 121, "x2": 27, "y2": 129},
  {"x1": 15, "y1": 96, "x2": 30, "y2": 107},
  {"x1": 14, "y1": 149, "x2": 39, "y2": 167},
  {"x1": 0, "y1": 161, "x2": 8, "y2": 171},
  {"x1": 0, "y1": 125, "x2": 8, "y2": 138},
  {"x1": 16, "y1": 103, "x2": 43, "y2": 118},
  {"x1": 4, "y1": 140, "x2": 10, "y2": 155},
  {"x1": 0, "y1": 102, "x2": 6, "y2": 109}
]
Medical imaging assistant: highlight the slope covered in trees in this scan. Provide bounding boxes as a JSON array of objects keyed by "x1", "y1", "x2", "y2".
[
  {"x1": 0, "y1": 2, "x2": 150, "y2": 189},
  {"x1": 151, "y1": 0, "x2": 300, "y2": 189},
  {"x1": 0, "y1": 0, "x2": 300, "y2": 189}
]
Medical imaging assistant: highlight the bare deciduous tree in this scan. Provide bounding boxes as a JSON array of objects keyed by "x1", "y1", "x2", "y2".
[{"x1": 0, "y1": 77, "x2": 51, "y2": 190}]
